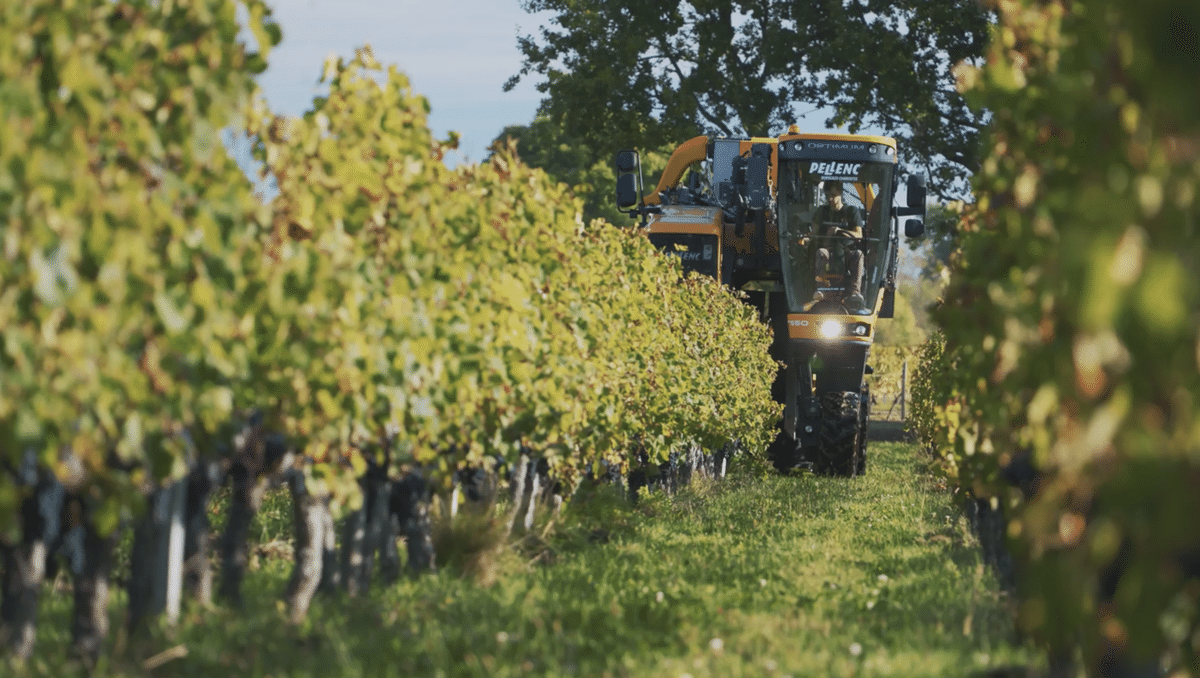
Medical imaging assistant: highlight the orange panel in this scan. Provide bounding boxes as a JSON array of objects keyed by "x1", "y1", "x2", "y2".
[{"x1": 786, "y1": 314, "x2": 874, "y2": 343}]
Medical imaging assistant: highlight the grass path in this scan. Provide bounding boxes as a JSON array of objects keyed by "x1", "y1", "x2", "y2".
[{"x1": 29, "y1": 441, "x2": 1034, "y2": 677}]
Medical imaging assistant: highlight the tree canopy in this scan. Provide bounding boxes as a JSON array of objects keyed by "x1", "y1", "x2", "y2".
[
  {"x1": 507, "y1": 0, "x2": 991, "y2": 200},
  {"x1": 491, "y1": 117, "x2": 671, "y2": 225}
]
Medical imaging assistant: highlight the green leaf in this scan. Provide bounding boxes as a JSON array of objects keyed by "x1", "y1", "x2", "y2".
[{"x1": 154, "y1": 291, "x2": 189, "y2": 334}]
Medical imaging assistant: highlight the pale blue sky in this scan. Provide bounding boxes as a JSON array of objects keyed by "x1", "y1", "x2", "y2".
[
  {"x1": 240, "y1": 1, "x2": 926, "y2": 277},
  {"x1": 247, "y1": 0, "x2": 870, "y2": 170},
  {"x1": 253, "y1": 0, "x2": 554, "y2": 166}
]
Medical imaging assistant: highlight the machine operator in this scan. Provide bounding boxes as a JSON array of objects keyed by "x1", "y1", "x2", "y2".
[{"x1": 810, "y1": 180, "x2": 865, "y2": 308}]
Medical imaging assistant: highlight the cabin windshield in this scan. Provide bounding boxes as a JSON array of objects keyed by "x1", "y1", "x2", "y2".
[{"x1": 776, "y1": 160, "x2": 896, "y2": 316}]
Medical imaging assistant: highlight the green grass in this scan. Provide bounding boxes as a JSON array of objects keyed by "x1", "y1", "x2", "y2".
[{"x1": 18, "y1": 441, "x2": 1035, "y2": 677}]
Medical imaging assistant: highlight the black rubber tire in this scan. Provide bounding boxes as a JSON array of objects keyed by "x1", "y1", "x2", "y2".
[
  {"x1": 814, "y1": 391, "x2": 859, "y2": 477},
  {"x1": 856, "y1": 385, "x2": 869, "y2": 476}
]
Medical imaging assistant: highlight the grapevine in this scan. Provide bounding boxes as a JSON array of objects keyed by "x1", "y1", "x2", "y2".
[{"x1": 910, "y1": 1, "x2": 1200, "y2": 672}]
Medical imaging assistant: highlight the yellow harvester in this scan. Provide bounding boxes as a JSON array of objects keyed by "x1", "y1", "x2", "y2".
[{"x1": 615, "y1": 128, "x2": 927, "y2": 475}]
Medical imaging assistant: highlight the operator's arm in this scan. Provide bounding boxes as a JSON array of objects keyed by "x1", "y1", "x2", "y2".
[
  {"x1": 847, "y1": 207, "x2": 864, "y2": 238},
  {"x1": 833, "y1": 207, "x2": 864, "y2": 239},
  {"x1": 798, "y1": 206, "x2": 826, "y2": 245}
]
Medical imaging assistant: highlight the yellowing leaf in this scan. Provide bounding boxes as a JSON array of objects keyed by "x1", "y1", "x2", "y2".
[{"x1": 154, "y1": 292, "x2": 189, "y2": 334}]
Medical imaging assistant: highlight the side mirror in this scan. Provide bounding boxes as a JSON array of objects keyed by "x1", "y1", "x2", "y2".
[
  {"x1": 904, "y1": 218, "x2": 925, "y2": 238},
  {"x1": 616, "y1": 173, "x2": 641, "y2": 211},
  {"x1": 616, "y1": 150, "x2": 640, "y2": 174},
  {"x1": 906, "y1": 174, "x2": 927, "y2": 216},
  {"x1": 615, "y1": 149, "x2": 643, "y2": 213},
  {"x1": 745, "y1": 144, "x2": 772, "y2": 210},
  {"x1": 895, "y1": 173, "x2": 928, "y2": 218}
]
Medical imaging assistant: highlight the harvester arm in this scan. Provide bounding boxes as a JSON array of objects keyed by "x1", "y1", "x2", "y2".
[{"x1": 644, "y1": 136, "x2": 709, "y2": 206}]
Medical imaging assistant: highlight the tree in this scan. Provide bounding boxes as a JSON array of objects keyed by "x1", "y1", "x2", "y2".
[
  {"x1": 508, "y1": 0, "x2": 991, "y2": 200},
  {"x1": 491, "y1": 117, "x2": 671, "y2": 225},
  {"x1": 873, "y1": 290, "x2": 925, "y2": 346},
  {"x1": 894, "y1": 201, "x2": 962, "y2": 335},
  {"x1": 911, "y1": 202, "x2": 962, "y2": 286}
]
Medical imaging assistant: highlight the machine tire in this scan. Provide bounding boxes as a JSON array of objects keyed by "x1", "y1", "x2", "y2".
[
  {"x1": 856, "y1": 384, "x2": 869, "y2": 476},
  {"x1": 815, "y1": 391, "x2": 859, "y2": 477}
]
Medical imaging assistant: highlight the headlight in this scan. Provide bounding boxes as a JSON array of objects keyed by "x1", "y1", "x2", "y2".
[{"x1": 820, "y1": 320, "x2": 842, "y2": 338}]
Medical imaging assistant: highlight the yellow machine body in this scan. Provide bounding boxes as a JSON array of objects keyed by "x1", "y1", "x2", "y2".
[{"x1": 616, "y1": 129, "x2": 925, "y2": 476}]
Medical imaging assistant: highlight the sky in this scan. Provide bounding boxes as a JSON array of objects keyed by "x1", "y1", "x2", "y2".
[
  {"x1": 238, "y1": 1, "x2": 928, "y2": 282},
  {"x1": 250, "y1": 0, "x2": 553, "y2": 167},
  {"x1": 246, "y1": 0, "x2": 873, "y2": 169}
]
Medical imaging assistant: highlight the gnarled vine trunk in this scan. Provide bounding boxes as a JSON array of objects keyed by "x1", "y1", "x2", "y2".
[
  {"x1": 218, "y1": 464, "x2": 263, "y2": 607},
  {"x1": 219, "y1": 426, "x2": 288, "y2": 607},
  {"x1": 219, "y1": 451, "x2": 264, "y2": 607},
  {"x1": 504, "y1": 454, "x2": 530, "y2": 537},
  {"x1": 392, "y1": 471, "x2": 435, "y2": 574},
  {"x1": 127, "y1": 485, "x2": 176, "y2": 632},
  {"x1": 318, "y1": 504, "x2": 340, "y2": 592},
  {"x1": 2, "y1": 462, "x2": 62, "y2": 659},
  {"x1": 183, "y1": 460, "x2": 220, "y2": 605},
  {"x1": 1, "y1": 538, "x2": 47, "y2": 660},
  {"x1": 522, "y1": 461, "x2": 541, "y2": 532},
  {"x1": 374, "y1": 478, "x2": 401, "y2": 585},
  {"x1": 339, "y1": 455, "x2": 392, "y2": 595},
  {"x1": 339, "y1": 505, "x2": 367, "y2": 596},
  {"x1": 285, "y1": 471, "x2": 328, "y2": 623},
  {"x1": 70, "y1": 516, "x2": 115, "y2": 662}
]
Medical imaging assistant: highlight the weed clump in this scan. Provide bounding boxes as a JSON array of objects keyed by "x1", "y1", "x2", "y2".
[{"x1": 431, "y1": 506, "x2": 513, "y2": 587}]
